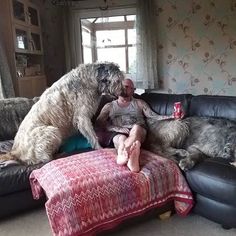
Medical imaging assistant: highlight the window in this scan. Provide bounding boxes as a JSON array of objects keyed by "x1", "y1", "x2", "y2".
[{"x1": 80, "y1": 15, "x2": 136, "y2": 74}]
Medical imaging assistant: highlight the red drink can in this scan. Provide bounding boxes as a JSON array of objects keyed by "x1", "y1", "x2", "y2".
[{"x1": 174, "y1": 102, "x2": 182, "y2": 119}]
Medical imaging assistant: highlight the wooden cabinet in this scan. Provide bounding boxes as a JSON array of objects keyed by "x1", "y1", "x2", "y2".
[
  {"x1": 12, "y1": 0, "x2": 43, "y2": 55},
  {"x1": 18, "y1": 75, "x2": 47, "y2": 98},
  {"x1": 0, "y1": 0, "x2": 47, "y2": 98}
]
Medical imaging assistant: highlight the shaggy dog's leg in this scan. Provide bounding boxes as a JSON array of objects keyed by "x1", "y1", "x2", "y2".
[
  {"x1": 162, "y1": 147, "x2": 189, "y2": 158},
  {"x1": 17, "y1": 126, "x2": 63, "y2": 165},
  {"x1": 178, "y1": 145, "x2": 207, "y2": 171},
  {"x1": 147, "y1": 144, "x2": 182, "y2": 164},
  {"x1": 76, "y1": 117, "x2": 101, "y2": 149}
]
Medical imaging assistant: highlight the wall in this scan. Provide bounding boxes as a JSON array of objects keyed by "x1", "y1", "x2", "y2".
[{"x1": 155, "y1": 0, "x2": 236, "y2": 95}]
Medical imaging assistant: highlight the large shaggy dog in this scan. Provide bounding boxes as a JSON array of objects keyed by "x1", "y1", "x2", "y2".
[
  {"x1": 145, "y1": 117, "x2": 236, "y2": 171},
  {"x1": 0, "y1": 62, "x2": 124, "y2": 165}
]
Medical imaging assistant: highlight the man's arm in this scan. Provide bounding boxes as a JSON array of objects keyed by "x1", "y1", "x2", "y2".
[
  {"x1": 95, "y1": 103, "x2": 111, "y2": 129},
  {"x1": 137, "y1": 99, "x2": 174, "y2": 120}
]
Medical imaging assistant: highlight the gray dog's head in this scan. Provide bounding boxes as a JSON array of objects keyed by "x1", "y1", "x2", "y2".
[{"x1": 93, "y1": 62, "x2": 125, "y2": 97}]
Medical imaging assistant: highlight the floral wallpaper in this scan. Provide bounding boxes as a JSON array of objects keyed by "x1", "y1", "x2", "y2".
[{"x1": 155, "y1": 0, "x2": 236, "y2": 95}]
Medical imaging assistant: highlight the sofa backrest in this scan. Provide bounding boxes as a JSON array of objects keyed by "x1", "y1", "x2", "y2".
[
  {"x1": 189, "y1": 95, "x2": 236, "y2": 120},
  {"x1": 0, "y1": 97, "x2": 39, "y2": 141},
  {"x1": 140, "y1": 93, "x2": 192, "y2": 116}
]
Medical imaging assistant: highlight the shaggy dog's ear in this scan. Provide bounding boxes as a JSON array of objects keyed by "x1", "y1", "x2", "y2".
[{"x1": 97, "y1": 64, "x2": 108, "y2": 80}]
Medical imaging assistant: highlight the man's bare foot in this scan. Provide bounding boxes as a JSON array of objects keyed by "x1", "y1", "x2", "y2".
[
  {"x1": 127, "y1": 140, "x2": 141, "y2": 172},
  {"x1": 116, "y1": 142, "x2": 129, "y2": 165}
]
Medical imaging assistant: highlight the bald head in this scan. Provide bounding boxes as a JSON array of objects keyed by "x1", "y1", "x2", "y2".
[
  {"x1": 120, "y1": 78, "x2": 135, "y2": 98},
  {"x1": 122, "y1": 79, "x2": 134, "y2": 89}
]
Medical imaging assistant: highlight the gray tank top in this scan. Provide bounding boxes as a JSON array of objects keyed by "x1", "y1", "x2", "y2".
[{"x1": 109, "y1": 98, "x2": 146, "y2": 128}]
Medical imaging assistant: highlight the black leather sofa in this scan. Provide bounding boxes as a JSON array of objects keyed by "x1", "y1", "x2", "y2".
[
  {"x1": 0, "y1": 93, "x2": 236, "y2": 230},
  {"x1": 0, "y1": 97, "x2": 46, "y2": 218},
  {"x1": 141, "y1": 93, "x2": 236, "y2": 229}
]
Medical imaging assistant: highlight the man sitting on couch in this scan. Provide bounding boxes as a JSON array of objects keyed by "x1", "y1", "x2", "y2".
[{"x1": 96, "y1": 79, "x2": 173, "y2": 172}]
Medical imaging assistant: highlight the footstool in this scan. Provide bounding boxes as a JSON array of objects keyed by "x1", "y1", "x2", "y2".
[{"x1": 30, "y1": 148, "x2": 193, "y2": 236}]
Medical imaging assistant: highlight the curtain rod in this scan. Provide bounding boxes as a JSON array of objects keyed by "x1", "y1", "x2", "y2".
[{"x1": 51, "y1": 0, "x2": 136, "y2": 10}]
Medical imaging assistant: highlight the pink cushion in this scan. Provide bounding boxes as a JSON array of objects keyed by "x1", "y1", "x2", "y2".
[{"x1": 30, "y1": 148, "x2": 193, "y2": 236}]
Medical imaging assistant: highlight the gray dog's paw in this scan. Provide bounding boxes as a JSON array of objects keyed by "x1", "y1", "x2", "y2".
[
  {"x1": 222, "y1": 143, "x2": 233, "y2": 159},
  {"x1": 175, "y1": 149, "x2": 189, "y2": 157},
  {"x1": 230, "y1": 162, "x2": 236, "y2": 167},
  {"x1": 179, "y1": 158, "x2": 195, "y2": 171},
  {"x1": 94, "y1": 143, "x2": 102, "y2": 149}
]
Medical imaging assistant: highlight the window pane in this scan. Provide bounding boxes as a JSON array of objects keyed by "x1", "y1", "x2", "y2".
[
  {"x1": 83, "y1": 47, "x2": 92, "y2": 63},
  {"x1": 82, "y1": 29, "x2": 91, "y2": 46},
  {"x1": 97, "y1": 47, "x2": 126, "y2": 72},
  {"x1": 95, "y1": 16, "x2": 124, "y2": 23},
  {"x1": 96, "y1": 30, "x2": 125, "y2": 47},
  {"x1": 16, "y1": 29, "x2": 28, "y2": 50},
  {"x1": 28, "y1": 7, "x2": 39, "y2": 26},
  {"x1": 86, "y1": 18, "x2": 96, "y2": 23},
  {"x1": 128, "y1": 29, "x2": 136, "y2": 45},
  {"x1": 31, "y1": 32, "x2": 41, "y2": 51},
  {"x1": 12, "y1": 0, "x2": 25, "y2": 22},
  {"x1": 128, "y1": 46, "x2": 136, "y2": 74},
  {"x1": 126, "y1": 15, "x2": 136, "y2": 21},
  {"x1": 107, "y1": 16, "x2": 124, "y2": 22}
]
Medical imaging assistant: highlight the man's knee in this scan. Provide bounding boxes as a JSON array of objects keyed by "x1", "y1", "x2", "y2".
[
  {"x1": 129, "y1": 125, "x2": 147, "y2": 142},
  {"x1": 113, "y1": 134, "x2": 127, "y2": 148}
]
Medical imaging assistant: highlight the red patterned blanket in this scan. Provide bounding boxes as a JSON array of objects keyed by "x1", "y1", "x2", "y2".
[{"x1": 30, "y1": 148, "x2": 193, "y2": 236}]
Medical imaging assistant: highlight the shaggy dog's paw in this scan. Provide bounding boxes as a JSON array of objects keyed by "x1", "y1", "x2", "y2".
[
  {"x1": 179, "y1": 158, "x2": 195, "y2": 171},
  {"x1": 94, "y1": 143, "x2": 102, "y2": 149},
  {"x1": 175, "y1": 149, "x2": 189, "y2": 158},
  {"x1": 230, "y1": 162, "x2": 236, "y2": 167},
  {"x1": 222, "y1": 143, "x2": 233, "y2": 159}
]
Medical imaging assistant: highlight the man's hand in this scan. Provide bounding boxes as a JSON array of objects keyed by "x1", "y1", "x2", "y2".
[{"x1": 172, "y1": 112, "x2": 185, "y2": 119}]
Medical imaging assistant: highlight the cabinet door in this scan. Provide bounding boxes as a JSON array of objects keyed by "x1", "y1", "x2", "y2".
[
  {"x1": 18, "y1": 76, "x2": 47, "y2": 98},
  {"x1": 18, "y1": 77, "x2": 34, "y2": 98},
  {"x1": 32, "y1": 76, "x2": 47, "y2": 96}
]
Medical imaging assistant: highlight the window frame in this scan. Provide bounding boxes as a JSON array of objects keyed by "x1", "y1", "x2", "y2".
[{"x1": 73, "y1": 8, "x2": 136, "y2": 71}]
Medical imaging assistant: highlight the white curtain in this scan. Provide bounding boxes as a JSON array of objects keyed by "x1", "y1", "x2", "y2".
[
  {"x1": 63, "y1": 8, "x2": 78, "y2": 71},
  {"x1": 135, "y1": 0, "x2": 158, "y2": 89},
  {"x1": 0, "y1": 38, "x2": 15, "y2": 98}
]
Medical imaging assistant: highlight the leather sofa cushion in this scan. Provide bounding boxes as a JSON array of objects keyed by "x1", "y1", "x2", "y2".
[
  {"x1": 185, "y1": 158, "x2": 236, "y2": 207},
  {"x1": 0, "y1": 163, "x2": 44, "y2": 196},
  {"x1": 141, "y1": 93, "x2": 192, "y2": 116},
  {"x1": 189, "y1": 95, "x2": 236, "y2": 120}
]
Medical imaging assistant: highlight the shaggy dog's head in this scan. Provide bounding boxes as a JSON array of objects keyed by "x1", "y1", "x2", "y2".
[{"x1": 94, "y1": 62, "x2": 124, "y2": 97}]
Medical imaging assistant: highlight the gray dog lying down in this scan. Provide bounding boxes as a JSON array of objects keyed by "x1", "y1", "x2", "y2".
[{"x1": 145, "y1": 117, "x2": 236, "y2": 171}]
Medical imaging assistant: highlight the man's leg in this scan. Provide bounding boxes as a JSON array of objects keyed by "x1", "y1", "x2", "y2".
[
  {"x1": 113, "y1": 134, "x2": 129, "y2": 165},
  {"x1": 125, "y1": 125, "x2": 147, "y2": 172},
  {"x1": 124, "y1": 124, "x2": 146, "y2": 148}
]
